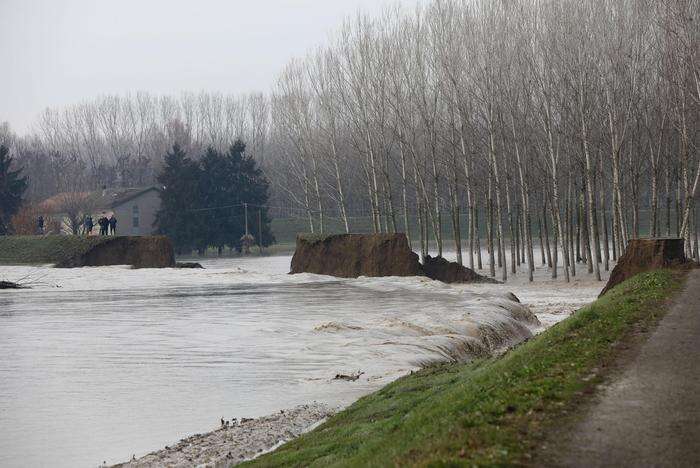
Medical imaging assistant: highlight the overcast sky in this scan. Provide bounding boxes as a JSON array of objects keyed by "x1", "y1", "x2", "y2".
[{"x1": 0, "y1": 0, "x2": 413, "y2": 134}]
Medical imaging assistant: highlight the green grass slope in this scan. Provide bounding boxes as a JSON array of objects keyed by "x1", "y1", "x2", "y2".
[
  {"x1": 246, "y1": 269, "x2": 685, "y2": 467},
  {"x1": 0, "y1": 235, "x2": 111, "y2": 265}
]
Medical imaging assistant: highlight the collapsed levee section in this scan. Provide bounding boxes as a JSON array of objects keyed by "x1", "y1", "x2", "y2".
[
  {"x1": 311, "y1": 274, "x2": 541, "y2": 371},
  {"x1": 600, "y1": 238, "x2": 687, "y2": 296},
  {"x1": 55, "y1": 236, "x2": 175, "y2": 268},
  {"x1": 422, "y1": 254, "x2": 498, "y2": 284},
  {"x1": 290, "y1": 233, "x2": 498, "y2": 284},
  {"x1": 290, "y1": 233, "x2": 423, "y2": 277},
  {"x1": 410, "y1": 298, "x2": 540, "y2": 366}
]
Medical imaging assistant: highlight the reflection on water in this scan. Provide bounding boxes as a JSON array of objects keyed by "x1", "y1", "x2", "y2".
[{"x1": 0, "y1": 256, "x2": 535, "y2": 467}]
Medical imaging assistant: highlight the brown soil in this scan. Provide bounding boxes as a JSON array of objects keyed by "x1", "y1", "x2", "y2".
[
  {"x1": 290, "y1": 233, "x2": 422, "y2": 278},
  {"x1": 290, "y1": 234, "x2": 500, "y2": 286},
  {"x1": 422, "y1": 255, "x2": 499, "y2": 284},
  {"x1": 600, "y1": 238, "x2": 687, "y2": 296},
  {"x1": 55, "y1": 236, "x2": 175, "y2": 268},
  {"x1": 176, "y1": 262, "x2": 204, "y2": 269}
]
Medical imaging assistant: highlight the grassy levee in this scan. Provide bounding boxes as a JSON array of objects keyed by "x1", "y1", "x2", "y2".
[
  {"x1": 0, "y1": 235, "x2": 111, "y2": 265},
  {"x1": 245, "y1": 269, "x2": 685, "y2": 467}
]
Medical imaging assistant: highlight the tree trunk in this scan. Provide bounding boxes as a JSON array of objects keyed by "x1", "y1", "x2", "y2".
[
  {"x1": 414, "y1": 164, "x2": 427, "y2": 262},
  {"x1": 568, "y1": 174, "x2": 576, "y2": 277},
  {"x1": 449, "y1": 183, "x2": 463, "y2": 265},
  {"x1": 543, "y1": 201, "x2": 553, "y2": 268},
  {"x1": 676, "y1": 168, "x2": 682, "y2": 237},
  {"x1": 665, "y1": 162, "x2": 672, "y2": 236},
  {"x1": 475, "y1": 204, "x2": 482, "y2": 270},
  {"x1": 515, "y1": 206, "x2": 521, "y2": 267},
  {"x1": 538, "y1": 213, "x2": 546, "y2": 266},
  {"x1": 399, "y1": 144, "x2": 410, "y2": 246},
  {"x1": 460, "y1": 124, "x2": 475, "y2": 269},
  {"x1": 302, "y1": 167, "x2": 315, "y2": 233},
  {"x1": 382, "y1": 160, "x2": 397, "y2": 234},
  {"x1": 580, "y1": 110, "x2": 602, "y2": 279},
  {"x1": 600, "y1": 161, "x2": 610, "y2": 272},
  {"x1": 487, "y1": 183, "x2": 495, "y2": 278},
  {"x1": 693, "y1": 202, "x2": 699, "y2": 262},
  {"x1": 511, "y1": 113, "x2": 534, "y2": 280},
  {"x1": 490, "y1": 132, "x2": 506, "y2": 280},
  {"x1": 505, "y1": 173, "x2": 516, "y2": 275},
  {"x1": 431, "y1": 148, "x2": 443, "y2": 257}
]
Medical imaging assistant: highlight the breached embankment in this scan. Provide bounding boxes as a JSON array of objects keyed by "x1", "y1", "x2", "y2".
[
  {"x1": 247, "y1": 270, "x2": 682, "y2": 466},
  {"x1": 290, "y1": 233, "x2": 423, "y2": 277},
  {"x1": 290, "y1": 233, "x2": 493, "y2": 283},
  {"x1": 422, "y1": 254, "x2": 499, "y2": 284},
  {"x1": 0, "y1": 235, "x2": 175, "y2": 268},
  {"x1": 600, "y1": 238, "x2": 687, "y2": 296}
]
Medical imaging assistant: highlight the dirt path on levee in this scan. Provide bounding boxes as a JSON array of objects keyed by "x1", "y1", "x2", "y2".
[{"x1": 541, "y1": 269, "x2": 700, "y2": 467}]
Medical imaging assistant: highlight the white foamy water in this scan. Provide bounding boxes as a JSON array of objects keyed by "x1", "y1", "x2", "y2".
[{"x1": 0, "y1": 253, "x2": 605, "y2": 467}]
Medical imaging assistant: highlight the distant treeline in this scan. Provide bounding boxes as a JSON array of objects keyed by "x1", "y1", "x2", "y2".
[{"x1": 1, "y1": 0, "x2": 698, "y2": 281}]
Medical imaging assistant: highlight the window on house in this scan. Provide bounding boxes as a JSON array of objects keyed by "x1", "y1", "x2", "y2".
[{"x1": 132, "y1": 205, "x2": 140, "y2": 228}]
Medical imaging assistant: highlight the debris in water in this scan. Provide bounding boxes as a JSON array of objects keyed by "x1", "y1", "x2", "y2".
[
  {"x1": 334, "y1": 371, "x2": 364, "y2": 381},
  {"x1": 176, "y1": 262, "x2": 204, "y2": 269}
]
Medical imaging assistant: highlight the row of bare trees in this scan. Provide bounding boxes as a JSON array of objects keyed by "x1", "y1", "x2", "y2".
[
  {"x1": 3, "y1": 92, "x2": 269, "y2": 201},
  {"x1": 267, "y1": 0, "x2": 699, "y2": 282},
  {"x1": 5, "y1": 0, "x2": 698, "y2": 282}
]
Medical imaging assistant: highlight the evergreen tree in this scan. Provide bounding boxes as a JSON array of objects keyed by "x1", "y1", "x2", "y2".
[
  {"x1": 227, "y1": 140, "x2": 274, "y2": 248},
  {"x1": 155, "y1": 144, "x2": 202, "y2": 253},
  {"x1": 0, "y1": 145, "x2": 28, "y2": 235},
  {"x1": 198, "y1": 140, "x2": 275, "y2": 252},
  {"x1": 199, "y1": 146, "x2": 236, "y2": 253},
  {"x1": 155, "y1": 140, "x2": 274, "y2": 254}
]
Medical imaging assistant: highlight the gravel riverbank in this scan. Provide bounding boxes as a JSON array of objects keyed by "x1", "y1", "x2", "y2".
[{"x1": 110, "y1": 403, "x2": 334, "y2": 468}]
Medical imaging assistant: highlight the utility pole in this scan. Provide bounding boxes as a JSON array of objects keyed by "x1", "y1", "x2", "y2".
[
  {"x1": 258, "y1": 209, "x2": 263, "y2": 254},
  {"x1": 244, "y1": 202, "x2": 249, "y2": 236}
]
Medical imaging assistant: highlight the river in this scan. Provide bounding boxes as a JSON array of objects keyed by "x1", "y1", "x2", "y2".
[{"x1": 0, "y1": 254, "x2": 603, "y2": 467}]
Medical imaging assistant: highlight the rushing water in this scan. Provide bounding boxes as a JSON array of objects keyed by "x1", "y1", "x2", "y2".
[{"x1": 0, "y1": 256, "x2": 546, "y2": 467}]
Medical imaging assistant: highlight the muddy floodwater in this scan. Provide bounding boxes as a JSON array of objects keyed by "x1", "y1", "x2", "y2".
[{"x1": 0, "y1": 254, "x2": 604, "y2": 467}]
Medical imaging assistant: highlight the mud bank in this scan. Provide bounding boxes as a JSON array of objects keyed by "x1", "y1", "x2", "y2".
[
  {"x1": 422, "y1": 254, "x2": 497, "y2": 284},
  {"x1": 56, "y1": 236, "x2": 175, "y2": 268},
  {"x1": 290, "y1": 233, "x2": 490, "y2": 283},
  {"x1": 600, "y1": 238, "x2": 686, "y2": 296},
  {"x1": 0, "y1": 234, "x2": 175, "y2": 268},
  {"x1": 290, "y1": 233, "x2": 422, "y2": 277},
  {"x1": 111, "y1": 403, "x2": 333, "y2": 468}
]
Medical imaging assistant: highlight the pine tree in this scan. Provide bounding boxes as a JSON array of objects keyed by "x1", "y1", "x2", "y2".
[
  {"x1": 198, "y1": 140, "x2": 275, "y2": 253},
  {"x1": 155, "y1": 140, "x2": 274, "y2": 254},
  {"x1": 228, "y1": 140, "x2": 274, "y2": 248},
  {"x1": 155, "y1": 144, "x2": 202, "y2": 253},
  {"x1": 199, "y1": 146, "x2": 235, "y2": 253},
  {"x1": 0, "y1": 145, "x2": 28, "y2": 235}
]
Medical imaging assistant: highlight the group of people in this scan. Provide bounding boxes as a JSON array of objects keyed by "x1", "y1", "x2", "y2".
[{"x1": 83, "y1": 213, "x2": 117, "y2": 236}]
